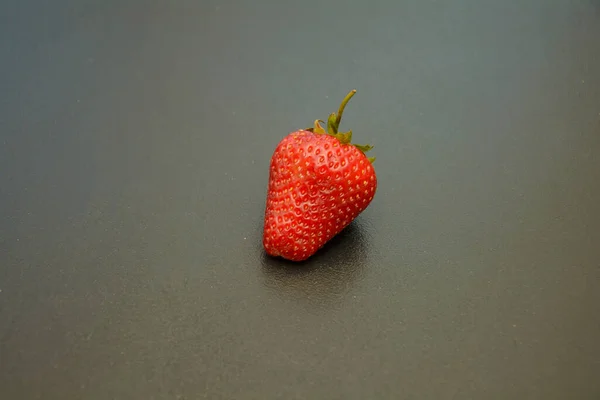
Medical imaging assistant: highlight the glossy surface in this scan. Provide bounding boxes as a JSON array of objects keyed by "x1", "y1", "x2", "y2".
[
  {"x1": 263, "y1": 131, "x2": 377, "y2": 261},
  {"x1": 1, "y1": 0, "x2": 599, "y2": 398}
]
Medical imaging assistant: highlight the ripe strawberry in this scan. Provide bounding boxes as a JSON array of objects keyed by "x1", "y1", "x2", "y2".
[{"x1": 262, "y1": 90, "x2": 377, "y2": 261}]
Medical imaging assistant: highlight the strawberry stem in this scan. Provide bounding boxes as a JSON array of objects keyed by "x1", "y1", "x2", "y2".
[
  {"x1": 303, "y1": 89, "x2": 376, "y2": 164},
  {"x1": 334, "y1": 89, "x2": 356, "y2": 131}
]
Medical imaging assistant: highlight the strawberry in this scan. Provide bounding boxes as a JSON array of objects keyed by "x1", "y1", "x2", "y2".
[{"x1": 262, "y1": 90, "x2": 377, "y2": 261}]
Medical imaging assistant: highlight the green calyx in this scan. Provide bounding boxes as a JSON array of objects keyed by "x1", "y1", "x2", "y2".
[{"x1": 305, "y1": 90, "x2": 375, "y2": 163}]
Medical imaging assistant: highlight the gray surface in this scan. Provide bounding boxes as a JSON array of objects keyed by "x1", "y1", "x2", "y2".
[{"x1": 1, "y1": 0, "x2": 600, "y2": 399}]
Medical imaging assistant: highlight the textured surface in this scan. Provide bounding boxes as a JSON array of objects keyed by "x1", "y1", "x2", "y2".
[
  {"x1": 263, "y1": 130, "x2": 377, "y2": 261},
  {"x1": 1, "y1": 0, "x2": 600, "y2": 399}
]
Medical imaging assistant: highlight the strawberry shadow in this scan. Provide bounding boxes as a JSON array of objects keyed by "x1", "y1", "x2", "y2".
[{"x1": 260, "y1": 219, "x2": 371, "y2": 307}]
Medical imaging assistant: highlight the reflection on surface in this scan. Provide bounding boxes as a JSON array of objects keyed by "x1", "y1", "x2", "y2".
[{"x1": 260, "y1": 219, "x2": 372, "y2": 308}]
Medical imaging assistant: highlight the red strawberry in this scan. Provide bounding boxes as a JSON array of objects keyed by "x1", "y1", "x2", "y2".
[{"x1": 262, "y1": 90, "x2": 377, "y2": 261}]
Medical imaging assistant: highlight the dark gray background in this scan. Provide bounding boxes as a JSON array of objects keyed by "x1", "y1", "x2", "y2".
[{"x1": 1, "y1": 0, "x2": 599, "y2": 399}]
